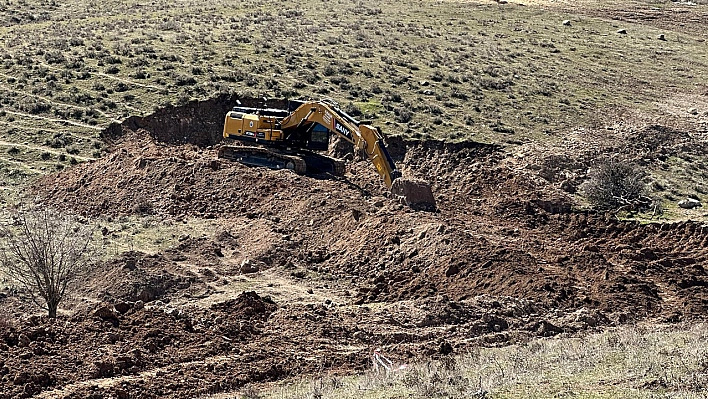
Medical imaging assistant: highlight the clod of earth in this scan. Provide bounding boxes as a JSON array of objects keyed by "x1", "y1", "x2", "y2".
[{"x1": 391, "y1": 178, "x2": 437, "y2": 211}]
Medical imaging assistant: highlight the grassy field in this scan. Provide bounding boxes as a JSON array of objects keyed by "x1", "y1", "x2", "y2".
[
  {"x1": 244, "y1": 323, "x2": 708, "y2": 399},
  {"x1": 0, "y1": 0, "x2": 704, "y2": 215},
  {"x1": 0, "y1": 0, "x2": 706, "y2": 173}
]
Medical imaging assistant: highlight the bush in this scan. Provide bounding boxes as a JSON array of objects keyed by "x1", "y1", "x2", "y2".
[
  {"x1": 394, "y1": 107, "x2": 413, "y2": 123},
  {"x1": 581, "y1": 158, "x2": 647, "y2": 210}
]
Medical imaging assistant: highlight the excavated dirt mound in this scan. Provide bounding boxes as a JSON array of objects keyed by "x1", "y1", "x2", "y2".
[{"x1": 9, "y1": 98, "x2": 708, "y2": 397}]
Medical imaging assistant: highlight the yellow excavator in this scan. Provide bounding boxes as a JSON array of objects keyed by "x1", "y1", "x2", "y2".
[{"x1": 218, "y1": 99, "x2": 435, "y2": 209}]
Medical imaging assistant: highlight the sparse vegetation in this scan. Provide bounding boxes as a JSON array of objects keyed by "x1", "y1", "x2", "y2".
[{"x1": 258, "y1": 324, "x2": 708, "y2": 399}]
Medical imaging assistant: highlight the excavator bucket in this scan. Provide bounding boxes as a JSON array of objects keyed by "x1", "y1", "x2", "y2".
[{"x1": 391, "y1": 178, "x2": 436, "y2": 211}]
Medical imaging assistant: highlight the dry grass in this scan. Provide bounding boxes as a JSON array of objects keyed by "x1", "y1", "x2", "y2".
[{"x1": 230, "y1": 323, "x2": 708, "y2": 399}]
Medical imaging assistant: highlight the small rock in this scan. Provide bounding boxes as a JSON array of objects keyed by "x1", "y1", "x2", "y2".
[
  {"x1": 114, "y1": 301, "x2": 131, "y2": 315},
  {"x1": 678, "y1": 198, "x2": 702, "y2": 209},
  {"x1": 93, "y1": 305, "x2": 119, "y2": 320},
  {"x1": 240, "y1": 259, "x2": 260, "y2": 274},
  {"x1": 133, "y1": 300, "x2": 144, "y2": 310},
  {"x1": 423, "y1": 89, "x2": 434, "y2": 96},
  {"x1": 657, "y1": 33, "x2": 666, "y2": 41},
  {"x1": 107, "y1": 332, "x2": 120, "y2": 344},
  {"x1": 617, "y1": 29, "x2": 627, "y2": 34},
  {"x1": 352, "y1": 331, "x2": 368, "y2": 341},
  {"x1": 445, "y1": 264, "x2": 460, "y2": 277},
  {"x1": 562, "y1": 20, "x2": 571, "y2": 26},
  {"x1": 537, "y1": 320, "x2": 563, "y2": 336},
  {"x1": 17, "y1": 333, "x2": 30, "y2": 348},
  {"x1": 419, "y1": 80, "x2": 429, "y2": 86},
  {"x1": 689, "y1": 108, "x2": 699, "y2": 115},
  {"x1": 307, "y1": 288, "x2": 314, "y2": 294},
  {"x1": 92, "y1": 360, "x2": 115, "y2": 378}
]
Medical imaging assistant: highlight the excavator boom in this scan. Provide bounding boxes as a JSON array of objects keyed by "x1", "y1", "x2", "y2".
[{"x1": 280, "y1": 101, "x2": 401, "y2": 188}]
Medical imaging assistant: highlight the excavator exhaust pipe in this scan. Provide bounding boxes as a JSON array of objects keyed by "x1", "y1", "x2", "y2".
[{"x1": 391, "y1": 177, "x2": 437, "y2": 211}]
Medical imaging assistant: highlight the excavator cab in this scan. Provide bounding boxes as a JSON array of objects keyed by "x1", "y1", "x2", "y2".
[{"x1": 300, "y1": 123, "x2": 330, "y2": 151}]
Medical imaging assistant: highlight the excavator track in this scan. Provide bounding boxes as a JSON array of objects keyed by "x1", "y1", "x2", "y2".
[
  {"x1": 218, "y1": 145, "x2": 345, "y2": 176},
  {"x1": 218, "y1": 145, "x2": 308, "y2": 174}
]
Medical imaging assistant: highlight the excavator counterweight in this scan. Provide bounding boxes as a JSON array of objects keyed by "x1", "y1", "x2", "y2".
[{"x1": 219, "y1": 99, "x2": 436, "y2": 210}]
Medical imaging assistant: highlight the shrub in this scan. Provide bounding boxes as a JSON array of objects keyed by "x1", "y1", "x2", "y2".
[
  {"x1": 581, "y1": 158, "x2": 647, "y2": 210},
  {"x1": 394, "y1": 107, "x2": 413, "y2": 123}
]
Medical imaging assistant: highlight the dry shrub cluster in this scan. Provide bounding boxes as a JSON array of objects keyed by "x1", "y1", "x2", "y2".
[{"x1": 581, "y1": 157, "x2": 652, "y2": 211}]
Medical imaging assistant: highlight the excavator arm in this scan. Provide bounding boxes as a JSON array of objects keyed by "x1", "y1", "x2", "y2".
[{"x1": 280, "y1": 101, "x2": 401, "y2": 188}]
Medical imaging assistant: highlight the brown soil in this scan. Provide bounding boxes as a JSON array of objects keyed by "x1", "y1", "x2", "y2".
[{"x1": 2, "y1": 95, "x2": 708, "y2": 398}]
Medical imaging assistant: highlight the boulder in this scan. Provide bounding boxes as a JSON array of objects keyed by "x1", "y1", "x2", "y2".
[
  {"x1": 17, "y1": 333, "x2": 30, "y2": 348},
  {"x1": 240, "y1": 259, "x2": 260, "y2": 274},
  {"x1": 678, "y1": 198, "x2": 702, "y2": 209}
]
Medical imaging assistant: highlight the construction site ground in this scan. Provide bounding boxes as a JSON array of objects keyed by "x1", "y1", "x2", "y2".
[{"x1": 0, "y1": 94, "x2": 706, "y2": 398}]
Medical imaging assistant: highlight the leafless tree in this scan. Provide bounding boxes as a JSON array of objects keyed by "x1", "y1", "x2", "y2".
[{"x1": 0, "y1": 208, "x2": 94, "y2": 318}]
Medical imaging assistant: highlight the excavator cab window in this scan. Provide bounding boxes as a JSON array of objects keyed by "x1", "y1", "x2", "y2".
[{"x1": 307, "y1": 124, "x2": 330, "y2": 151}]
